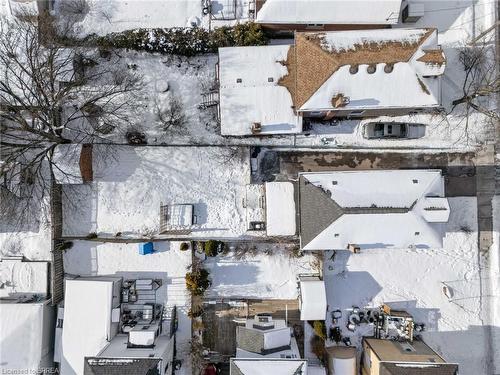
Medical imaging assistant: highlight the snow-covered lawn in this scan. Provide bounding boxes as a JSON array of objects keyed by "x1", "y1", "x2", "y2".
[
  {"x1": 204, "y1": 245, "x2": 318, "y2": 299},
  {"x1": 62, "y1": 146, "x2": 251, "y2": 239},
  {"x1": 0, "y1": 197, "x2": 52, "y2": 261},
  {"x1": 63, "y1": 240, "x2": 192, "y2": 374},
  {"x1": 55, "y1": 0, "x2": 207, "y2": 37},
  {"x1": 324, "y1": 197, "x2": 495, "y2": 374}
]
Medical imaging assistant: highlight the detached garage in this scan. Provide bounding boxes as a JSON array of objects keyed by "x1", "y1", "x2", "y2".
[{"x1": 299, "y1": 275, "x2": 327, "y2": 321}]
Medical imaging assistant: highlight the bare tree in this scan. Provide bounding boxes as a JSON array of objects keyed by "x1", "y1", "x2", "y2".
[
  {"x1": 154, "y1": 94, "x2": 186, "y2": 132},
  {"x1": 450, "y1": 37, "x2": 499, "y2": 123},
  {"x1": 0, "y1": 13, "x2": 140, "y2": 224}
]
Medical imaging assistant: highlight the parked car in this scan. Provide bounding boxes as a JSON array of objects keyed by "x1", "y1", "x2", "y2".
[{"x1": 363, "y1": 122, "x2": 425, "y2": 139}]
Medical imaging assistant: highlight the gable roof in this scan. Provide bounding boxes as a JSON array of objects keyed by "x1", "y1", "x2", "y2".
[
  {"x1": 279, "y1": 29, "x2": 444, "y2": 111},
  {"x1": 256, "y1": 0, "x2": 402, "y2": 25},
  {"x1": 84, "y1": 358, "x2": 161, "y2": 375},
  {"x1": 218, "y1": 45, "x2": 301, "y2": 136},
  {"x1": 299, "y1": 170, "x2": 450, "y2": 250}
]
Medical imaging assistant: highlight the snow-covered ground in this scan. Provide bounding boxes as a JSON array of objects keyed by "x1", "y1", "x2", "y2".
[
  {"x1": 204, "y1": 245, "x2": 318, "y2": 299},
  {"x1": 323, "y1": 197, "x2": 498, "y2": 374},
  {"x1": 53, "y1": 0, "x2": 252, "y2": 37},
  {"x1": 63, "y1": 240, "x2": 192, "y2": 374},
  {"x1": 0, "y1": 197, "x2": 52, "y2": 261},
  {"x1": 62, "y1": 146, "x2": 251, "y2": 239}
]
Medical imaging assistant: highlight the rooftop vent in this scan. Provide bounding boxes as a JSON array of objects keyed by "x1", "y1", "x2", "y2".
[
  {"x1": 236, "y1": 78, "x2": 242, "y2": 83},
  {"x1": 384, "y1": 63, "x2": 394, "y2": 73},
  {"x1": 349, "y1": 65, "x2": 359, "y2": 74},
  {"x1": 367, "y1": 64, "x2": 377, "y2": 74},
  {"x1": 412, "y1": 179, "x2": 419, "y2": 184},
  {"x1": 252, "y1": 122, "x2": 262, "y2": 134},
  {"x1": 332, "y1": 93, "x2": 350, "y2": 108},
  {"x1": 268, "y1": 77, "x2": 274, "y2": 82}
]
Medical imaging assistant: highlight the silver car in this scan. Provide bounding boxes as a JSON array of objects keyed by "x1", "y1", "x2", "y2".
[{"x1": 363, "y1": 122, "x2": 425, "y2": 139}]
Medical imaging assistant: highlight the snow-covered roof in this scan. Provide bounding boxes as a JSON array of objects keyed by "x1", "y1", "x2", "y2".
[
  {"x1": 299, "y1": 278, "x2": 327, "y2": 320},
  {"x1": 256, "y1": 0, "x2": 402, "y2": 25},
  {"x1": 230, "y1": 359, "x2": 308, "y2": 375},
  {"x1": 281, "y1": 29, "x2": 445, "y2": 112},
  {"x1": 218, "y1": 45, "x2": 302, "y2": 136},
  {"x1": 299, "y1": 170, "x2": 450, "y2": 250},
  {"x1": 61, "y1": 277, "x2": 120, "y2": 375},
  {"x1": 0, "y1": 302, "x2": 50, "y2": 371},
  {"x1": 265, "y1": 182, "x2": 296, "y2": 236}
]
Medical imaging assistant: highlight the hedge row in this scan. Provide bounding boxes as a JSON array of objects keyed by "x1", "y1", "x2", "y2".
[{"x1": 91, "y1": 22, "x2": 268, "y2": 56}]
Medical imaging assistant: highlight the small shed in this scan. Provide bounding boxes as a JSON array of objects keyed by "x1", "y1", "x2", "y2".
[
  {"x1": 160, "y1": 203, "x2": 195, "y2": 234},
  {"x1": 299, "y1": 275, "x2": 327, "y2": 321}
]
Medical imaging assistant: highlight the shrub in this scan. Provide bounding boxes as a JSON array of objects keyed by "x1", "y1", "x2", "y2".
[
  {"x1": 86, "y1": 232, "x2": 98, "y2": 239},
  {"x1": 204, "y1": 240, "x2": 221, "y2": 257},
  {"x1": 126, "y1": 130, "x2": 147, "y2": 145},
  {"x1": 185, "y1": 268, "x2": 211, "y2": 296},
  {"x1": 312, "y1": 320, "x2": 327, "y2": 340},
  {"x1": 310, "y1": 335, "x2": 327, "y2": 365},
  {"x1": 180, "y1": 242, "x2": 190, "y2": 251},
  {"x1": 90, "y1": 22, "x2": 268, "y2": 57}
]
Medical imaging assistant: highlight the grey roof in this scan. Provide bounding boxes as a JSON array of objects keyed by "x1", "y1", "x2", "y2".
[
  {"x1": 236, "y1": 326, "x2": 290, "y2": 355},
  {"x1": 84, "y1": 357, "x2": 161, "y2": 375},
  {"x1": 299, "y1": 176, "x2": 344, "y2": 248},
  {"x1": 380, "y1": 362, "x2": 458, "y2": 375},
  {"x1": 236, "y1": 326, "x2": 265, "y2": 354},
  {"x1": 298, "y1": 175, "x2": 410, "y2": 249}
]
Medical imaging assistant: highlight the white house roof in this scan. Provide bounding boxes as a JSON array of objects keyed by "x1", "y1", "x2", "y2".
[
  {"x1": 299, "y1": 29, "x2": 443, "y2": 111},
  {"x1": 0, "y1": 303, "x2": 46, "y2": 371},
  {"x1": 299, "y1": 170, "x2": 450, "y2": 250},
  {"x1": 299, "y1": 279, "x2": 327, "y2": 320},
  {"x1": 61, "y1": 278, "x2": 118, "y2": 375},
  {"x1": 218, "y1": 45, "x2": 301, "y2": 136},
  {"x1": 265, "y1": 182, "x2": 296, "y2": 236},
  {"x1": 231, "y1": 359, "x2": 308, "y2": 375},
  {"x1": 256, "y1": 0, "x2": 402, "y2": 25}
]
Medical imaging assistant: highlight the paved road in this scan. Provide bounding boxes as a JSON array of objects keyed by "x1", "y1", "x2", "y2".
[{"x1": 256, "y1": 149, "x2": 478, "y2": 197}]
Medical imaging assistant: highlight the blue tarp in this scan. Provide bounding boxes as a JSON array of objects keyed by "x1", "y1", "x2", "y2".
[{"x1": 138, "y1": 242, "x2": 154, "y2": 255}]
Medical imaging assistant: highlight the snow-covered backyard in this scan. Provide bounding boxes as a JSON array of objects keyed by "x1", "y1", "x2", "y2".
[
  {"x1": 204, "y1": 244, "x2": 318, "y2": 299},
  {"x1": 323, "y1": 197, "x2": 498, "y2": 374},
  {"x1": 63, "y1": 240, "x2": 192, "y2": 374},
  {"x1": 62, "y1": 146, "x2": 251, "y2": 238}
]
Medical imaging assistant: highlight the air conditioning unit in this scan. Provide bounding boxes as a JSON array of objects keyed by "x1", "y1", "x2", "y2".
[{"x1": 253, "y1": 313, "x2": 275, "y2": 330}]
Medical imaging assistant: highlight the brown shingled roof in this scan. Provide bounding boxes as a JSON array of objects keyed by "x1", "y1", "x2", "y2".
[
  {"x1": 416, "y1": 49, "x2": 446, "y2": 66},
  {"x1": 278, "y1": 29, "x2": 435, "y2": 109}
]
